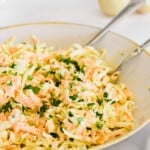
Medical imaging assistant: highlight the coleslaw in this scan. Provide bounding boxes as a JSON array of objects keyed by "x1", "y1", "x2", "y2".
[{"x1": 0, "y1": 37, "x2": 135, "y2": 150}]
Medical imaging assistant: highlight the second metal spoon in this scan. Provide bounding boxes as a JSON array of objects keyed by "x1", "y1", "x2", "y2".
[
  {"x1": 86, "y1": 0, "x2": 145, "y2": 46},
  {"x1": 113, "y1": 38, "x2": 150, "y2": 72}
]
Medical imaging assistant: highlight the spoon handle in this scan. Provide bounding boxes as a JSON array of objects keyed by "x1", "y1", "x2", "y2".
[
  {"x1": 87, "y1": 1, "x2": 143, "y2": 46},
  {"x1": 140, "y1": 38, "x2": 150, "y2": 50},
  {"x1": 115, "y1": 37, "x2": 150, "y2": 72}
]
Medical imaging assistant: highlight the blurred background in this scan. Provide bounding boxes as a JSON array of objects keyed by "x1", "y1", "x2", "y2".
[
  {"x1": 0, "y1": 0, "x2": 150, "y2": 44},
  {"x1": 0, "y1": 0, "x2": 150, "y2": 150}
]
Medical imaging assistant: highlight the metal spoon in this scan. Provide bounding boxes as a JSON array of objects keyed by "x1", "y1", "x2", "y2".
[
  {"x1": 86, "y1": 0, "x2": 145, "y2": 46},
  {"x1": 112, "y1": 38, "x2": 150, "y2": 72}
]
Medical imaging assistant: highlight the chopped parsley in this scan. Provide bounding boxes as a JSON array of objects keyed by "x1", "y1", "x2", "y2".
[
  {"x1": 87, "y1": 103, "x2": 95, "y2": 106},
  {"x1": 46, "y1": 114, "x2": 53, "y2": 120},
  {"x1": 111, "y1": 100, "x2": 116, "y2": 104},
  {"x1": 68, "y1": 111, "x2": 74, "y2": 117},
  {"x1": 78, "y1": 99, "x2": 84, "y2": 102},
  {"x1": 96, "y1": 121, "x2": 103, "y2": 129},
  {"x1": 105, "y1": 99, "x2": 112, "y2": 102},
  {"x1": 24, "y1": 85, "x2": 41, "y2": 94},
  {"x1": 27, "y1": 75, "x2": 33, "y2": 80},
  {"x1": 0, "y1": 98, "x2": 18, "y2": 113},
  {"x1": 72, "y1": 74, "x2": 82, "y2": 81},
  {"x1": 0, "y1": 101, "x2": 13, "y2": 113},
  {"x1": 2, "y1": 71, "x2": 7, "y2": 74},
  {"x1": 69, "y1": 82, "x2": 73, "y2": 89},
  {"x1": 55, "y1": 80, "x2": 61, "y2": 87},
  {"x1": 80, "y1": 67, "x2": 85, "y2": 74},
  {"x1": 22, "y1": 105, "x2": 30, "y2": 112},
  {"x1": 69, "y1": 138, "x2": 74, "y2": 142},
  {"x1": 69, "y1": 94, "x2": 78, "y2": 101},
  {"x1": 50, "y1": 99, "x2": 62, "y2": 107},
  {"x1": 103, "y1": 92, "x2": 108, "y2": 98},
  {"x1": 9, "y1": 62, "x2": 16, "y2": 68},
  {"x1": 60, "y1": 57, "x2": 84, "y2": 73},
  {"x1": 87, "y1": 103, "x2": 95, "y2": 109},
  {"x1": 86, "y1": 127, "x2": 92, "y2": 130},
  {"x1": 12, "y1": 72, "x2": 17, "y2": 76},
  {"x1": 97, "y1": 97, "x2": 103, "y2": 105},
  {"x1": 68, "y1": 119, "x2": 73, "y2": 124},
  {"x1": 50, "y1": 132, "x2": 59, "y2": 138},
  {"x1": 48, "y1": 70, "x2": 56, "y2": 74},
  {"x1": 39, "y1": 104, "x2": 49, "y2": 117},
  {"x1": 76, "y1": 77, "x2": 82, "y2": 81},
  {"x1": 96, "y1": 111, "x2": 103, "y2": 119},
  {"x1": 55, "y1": 73, "x2": 63, "y2": 81}
]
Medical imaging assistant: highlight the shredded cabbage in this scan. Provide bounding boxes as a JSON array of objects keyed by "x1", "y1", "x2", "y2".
[{"x1": 0, "y1": 37, "x2": 135, "y2": 149}]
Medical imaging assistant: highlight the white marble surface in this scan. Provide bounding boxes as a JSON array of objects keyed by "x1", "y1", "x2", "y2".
[{"x1": 0, "y1": 0, "x2": 150, "y2": 149}]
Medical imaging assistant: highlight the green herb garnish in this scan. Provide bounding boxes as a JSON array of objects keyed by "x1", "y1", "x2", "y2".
[
  {"x1": 97, "y1": 97, "x2": 103, "y2": 105},
  {"x1": 105, "y1": 99, "x2": 112, "y2": 102},
  {"x1": 55, "y1": 73, "x2": 63, "y2": 81},
  {"x1": 22, "y1": 105, "x2": 30, "y2": 112},
  {"x1": 24, "y1": 85, "x2": 40, "y2": 94},
  {"x1": 103, "y1": 92, "x2": 108, "y2": 98},
  {"x1": 22, "y1": 106, "x2": 29, "y2": 112},
  {"x1": 0, "y1": 98, "x2": 18, "y2": 113},
  {"x1": 49, "y1": 70, "x2": 56, "y2": 74},
  {"x1": 2, "y1": 71, "x2": 7, "y2": 74},
  {"x1": 50, "y1": 132, "x2": 59, "y2": 138},
  {"x1": 12, "y1": 72, "x2": 17, "y2": 76},
  {"x1": 55, "y1": 80, "x2": 61, "y2": 87},
  {"x1": 50, "y1": 99, "x2": 62, "y2": 107},
  {"x1": 87, "y1": 103, "x2": 95, "y2": 107},
  {"x1": 69, "y1": 138, "x2": 74, "y2": 142},
  {"x1": 86, "y1": 127, "x2": 92, "y2": 130},
  {"x1": 47, "y1": 114, "x2": 52, "y2": 120},
  {"x1": 111, "y1": 100, "x2": 116, "y2": 104},
  {"x1": 87, "y1": 103, "x2": 95, "y2": 109},
  {"x1": 68, "y1": 111, "x2": 74, "y2": 117},
  {"x1": 60, "y1": 57, "x2": 84, "y2": 73},
  {"x1": 10, "y1": 62, "x2": 16, "y2": 68},
  {"x1": 69, "y1": 94, "x2": 78, "y2": 101},
  {"x1": 72, "y1": 74, "x2": 82, "y2": 81},
  {"x1": 39, "y1": 104, "x2": 48, "y2": 117},
  {"x1": 96, "y1": 112, "x2": 103, "y2": 119},
  {"x1": 27, "y1": 76, "x2": 33, "y2": 80},
  {"x1": 78, "y1": 99, "x2": 84, "y2": 102},
  {"x1": 96, "y1": 121, "x2": 103, "y2": 129},
  {"x1": 0, "y1": 101, "x2": 13, "y2": 113}
]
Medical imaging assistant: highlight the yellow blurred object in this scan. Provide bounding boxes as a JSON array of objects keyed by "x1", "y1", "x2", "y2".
[
  {"x1": 98, "y1": 0, "x2": 131, "y2": 16},
  {"x1": 137, "y1": 1, "x2": 150, "y2": 13}
]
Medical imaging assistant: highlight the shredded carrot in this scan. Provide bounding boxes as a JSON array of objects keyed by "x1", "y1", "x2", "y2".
[{"x1": 0, "y1": 37, "x2": 135, "y2": 149}]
